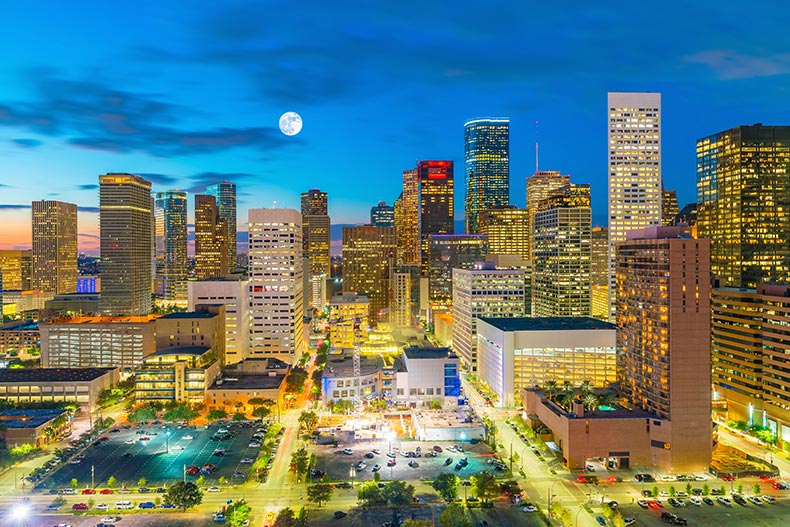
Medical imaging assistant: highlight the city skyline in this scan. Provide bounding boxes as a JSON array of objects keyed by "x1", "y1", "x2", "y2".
[{"x1": 1, "y1": 2, "x2": 789, "y2": 253}]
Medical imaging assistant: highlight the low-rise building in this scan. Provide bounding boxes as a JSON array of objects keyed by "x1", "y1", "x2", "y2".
[
  {"x1": 0, "y1": 409, "x2": 70, "y2": 448},
  {"x1": 476, "y1": 317, "x2": 617, "y2": 407},
  {"x1": 393, "y1": 347, "x2": 461, "y2": 408},
  {"x1": 45, "y1": 293, "x2": 100, "y2": 315},
  {"x1": 0, "y1": 321, "x2": 39, "y2": 354},
  {"x1": 411, "y1": 408, "x2": 485, "y2": 442},
  {"x1": 155, "y1": 306, "x2": 226, "y2": 365},
  {"x1": 135, "y1": 346, "x2": 220, "y2": 405},
  {"x1": 0, "y1": 368, "x2": 117, "y2": 413},
  {"x1": 188, "y1": 278, "x2": 249, "y2": 365},
  {"x1": 322, "y1": 350, "x2": 382, "y2": 405}
]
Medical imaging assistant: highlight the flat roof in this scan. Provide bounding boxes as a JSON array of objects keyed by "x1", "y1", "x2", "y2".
[
  {"x1": 0, "y1": 368, "x2": 115, "y2": 383},
  {"x1": 323, "y1": 354, "x2": 382, "y2": 378},
  {"x1": 158, "y1": 311, "x2": 217, "y2": 319},
  {"x1": 150, "y1": 346, "x2": 210, "y2": 357},
  {"x1": 208, "y1": 374, "x2": 285, "y2": 391},
  {"x1": 0, "y1": 409, "x2": 67, "y2": 429},
  {"x1": 403, "y1": 347, "x2": 456, "y2": 360},
  {"x1": 412, "y1": 409, "x2": 483, "y2": 429},
  {"x1": 479, "y1": 317, "x2": 616, "y2": 332},
  {"x1": 0, "y1": 322, "x2": 38, "y2": 331}
]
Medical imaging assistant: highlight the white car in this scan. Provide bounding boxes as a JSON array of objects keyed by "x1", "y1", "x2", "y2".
[
  {"x1": 101, "y1": 517, "x2": 119, "y2": 522},
  {"x1": 522, "y1": 505, "x2": 538, "y2": 513},
  {"x1": 94, "y1": 503, "x2": 109, "y2": 510},
  {"x1": 207, "y1": 486, "x2": 221, "y2": 492},
  {"x1": 125, "y1": 439, "x2": 136, "y2": 444},
  {"x1": 171, "y1": 445, "x2": 184, "y2": 450},
  {"x1": 240, "y1": 458, "x2": 254, "y2": 464},
  {"x1": 182, "y1": 435, "x2": 194, "y2": 440},
  {"x1": 249, "y1": 442, "x2": 261, "y2": 448},
  {"x1": 356, "y1": 461, "x2": 367, "y2": 470},
  {"x1": 661, "y1": 475, "x2": 677, "y2": 482},
  {"x1": 659, "y1": 491, "x2": 670, "y2": 497},
  {"x1": 762, "y1": 495, "x2": 776, "y2": 504},
  {"x1": 69, "y1": 459, "x2": 82, "y2": 464},
  {"x1": 689, "y1": 497, "x2": 702, "y2": 506}
]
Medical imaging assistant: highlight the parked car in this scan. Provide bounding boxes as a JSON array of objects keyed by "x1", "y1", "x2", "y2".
[
  {"x1": 94, "y1": 504, "x2": 109, "y2": 511},
  {"x1": 207, "y1": 486, "x2": 221, "y2": 492},
  {"x1": 139, "y1": 501, "x2": 156, "y2": 509},
  {"x1": 82, "y1": 489, "x2": 97, "y2": 495},
  {"x1": 342, "y1": 448, "x2": 353, "y2": 455},
  {"x1": 72, "y1": 503, "x2": 89, "y2": 510},
  {"x1": 372, "y1": 464, "x2": 381, "y2": 472},
  {"x1": 99, "y1": 488, "x2": 113, "y2": 494},
  {"x1": 334, "y1": 511, "x2": 348, "y2": 519}
]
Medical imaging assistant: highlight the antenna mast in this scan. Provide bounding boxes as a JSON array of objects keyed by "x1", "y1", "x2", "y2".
[{"x1": 535, "y1": 120, "x2": 539, "y2": 174}]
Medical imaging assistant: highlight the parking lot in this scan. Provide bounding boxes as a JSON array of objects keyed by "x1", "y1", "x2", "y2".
[
  {"x1": 45, "y1": 422, "x2": 265, "y2": 489},
  {"x1": 313, "y1": 440, "x2": 499, "y2": 483},
  {"x1": 23, "y1": 512, "x2": 209, "y2": 527}
]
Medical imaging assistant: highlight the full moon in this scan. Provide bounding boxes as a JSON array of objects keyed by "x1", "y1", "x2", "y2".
[{"x1": 279, "y1": 112, "x2": 303, "y2": 136}]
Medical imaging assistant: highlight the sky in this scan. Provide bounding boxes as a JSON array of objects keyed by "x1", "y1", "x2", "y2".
[{"x1": 0, "y1": 1, "x2": 789, "y2": 254}]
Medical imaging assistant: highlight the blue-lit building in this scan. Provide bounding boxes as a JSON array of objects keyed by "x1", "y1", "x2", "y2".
[
  {"x1": 370, "y1": 201, "x2": 395, "y2": 227},
  {"x1": 206, "y1": 182, "x2": 237, "y2": 264},
  {"x1": 154, "y1": 191, "x2": 188, "y2": 301},
  {"x1": 464, "y1": 117, "x2": 510, "y2": 234}
]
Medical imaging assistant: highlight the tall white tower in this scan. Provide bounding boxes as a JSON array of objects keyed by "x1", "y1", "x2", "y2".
[
  {"x1": 607, "y1": 92, "x2": 662, "y2": 319},
  {"x1": 247, "y1": 208, "x2": 304, "y2": 362}
]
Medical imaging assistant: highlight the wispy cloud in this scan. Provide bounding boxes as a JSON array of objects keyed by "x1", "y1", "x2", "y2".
[
  {"x1": 0, "y1": 204, "x2": 30, "y2": 210},
  {"x1": 684, "y1": 50, "x2": 790, "y2": 79},
  {"x1": 12, "y1": 138, "x2": 43, "y2": 148},
  {"x1": 76, "y1": 184, "x2": 98, "y2": 190},
  {"x1": 78, "y1": 206, "x2": 100, "y2": 213}
]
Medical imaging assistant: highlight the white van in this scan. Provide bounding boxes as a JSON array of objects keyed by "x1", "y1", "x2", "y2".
[{"x1": 115, "y1": 501, "x2": 133, "y2": 509}]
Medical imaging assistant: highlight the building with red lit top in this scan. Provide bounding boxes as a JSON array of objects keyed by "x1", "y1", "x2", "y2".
[{"x1": 417, "y1": 161, "x2": 454, "y2": 274}]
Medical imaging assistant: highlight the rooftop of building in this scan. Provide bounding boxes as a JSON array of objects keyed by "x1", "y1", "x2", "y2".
[
  {"x1": 0, "y1": 409, "x2": 67, "y2": 429},
  {"x1": 43, "y1": 315, "x2": 159, "y2": 325},
  {"x1": 403, "y1": 346, "x2": 457, "y2": 360},
  {"x1": 0, "y1": 321, "x2": 38, "y2": 331},
  {"x1": 323, "y1": 352, "x2": 383, "y2": 378},
  {"x1": 526, "y1": 387, "x2": 658, "y2": 420},
  {"x1": 157, "y1": 311, "x2": 217, "y2": 320},
  {"x1": 479, "y1": 317, "x2": 616, "y2": 332},
  {"x1": 0, "y1": 368, "x2": 115, "y2": 383},
  {"x1": 149, "y1": 346, "x2": 211, "y2": 357},
  {"x1": 412, "y1": 408, "x2": 483, "y2": 429},
  {"x1": 208, "y1": 374, "x2": 285, "y2": 391}
]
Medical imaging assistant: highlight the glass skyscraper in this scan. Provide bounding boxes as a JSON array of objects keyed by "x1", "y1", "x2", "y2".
[
  {"x1": 417, "y1": 160, "x2": 454, "y2": 274},
  {"x1": 154, "y1": 191, "x2": 188, "y2": 301},
  {"x1": 697, "y1": 124, "x2": 790, "y2": 288},
  {"x1": 206, "y1": 181, "x2": 237, "y2": 265},
  {"x1": 464, "y1": 118, "x2": 510, "y2": 234}
]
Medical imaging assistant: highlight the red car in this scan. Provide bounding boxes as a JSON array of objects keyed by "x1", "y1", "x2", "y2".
[
  {"x1": 100, "y1": 488, "x2": 113, "y2": 494},
  {"x1": 722, "y1": 475, "x2": 735, "y2": 481},
  {"x1": 139, "y1": 436, "x2": 151, "y2": 441},
  {"x1": 72, "y1": 503, "x2": 89, "y2": 510},
  {"x1": 99, "y1": 436, "x2": 110, "y2": 441},
  {"x1": 607, "y1": 475, "x2": 621, "y2": 483},
  {"x1": 81, "y1": 488, "x2": 96, "y2": 495},
  {"x1": 576, "y1": 475, "x2": 588, "y2": 483},
  {"x1": 759, "y1": 475, "x2": 775, "y2": 482},
  {"x1": 648, "y1": 501, "x2": 662, "y2": 510}
]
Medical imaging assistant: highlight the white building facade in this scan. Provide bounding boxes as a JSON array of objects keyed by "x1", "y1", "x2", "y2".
[
  {"x1": 188, "y1": 279, "x2": 249, "y2": 365},
  {"x1": 607, "y1": 92, "x2": 662, "y2": 319},
  {"x1": 247, "y1": 209, "x2": 304, "y2": 363},
  {"x1": 393, "y1": 347, "x2": 461, "y2": 407}
]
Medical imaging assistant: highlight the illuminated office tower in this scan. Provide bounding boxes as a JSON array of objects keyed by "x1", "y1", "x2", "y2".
[
  {"x1": 395, "y1": 168, "x2": 419, "y2": 266},
  {"x1": 697, "y1": 124, "x2": 790, "y2": 288},
  {"x1": 195, "y1": 195, "x2": 230, "y2": 279},
  {"x1": 607, "y1": 92, "x2": 662, "y2": 318},
  {"x1": 616, "y1": 225, "x2": 711, "y2": 472},
  {"x1": 417, "y1": 161, "x2": 454, "y2": 274},
  {"x1": 154, "y1": 191, "x2": 187, "y2": 301},
  {"x1": 590, "y1": 226, "x2": 609, "y2": 320},
  {"x1": 188, "y1": 278, "x2": 249, "y2": 365},
  {"x1": 427, "y1": 234, "x2": 488, "y2": 307},
  {"x1": 526, "y1": 171, "x2": 570, "y2": 258},
  {"x1": 370, "y1": 201, "x2": 395, "y2": 227},
  {"x1": 662, "y1": 187, "x2": 679, "y2": 226},
  {"x1": 392, "y1": 266, "x2": 415, "y2": 329},
  {"x1": 478, "y1": 206, "x2": 529, "y2": 260},
  {"x1": 464, "y1": 117, "x2": 510, "y2": 234},
  {"x1": 300, "y1": 189, "x2": 331, "y2": 304},
  {"x1": 205, "y1": 182, "x2": 237, "y2": 266},
  {"x1": 342, "y1": 225, "x2": 396, "y2": 328},
  {"x1": 0, "y1": 250, "x2": 32, "y2": 290},
  {"x1": 532, "y1": 184, "x2": 592, "y2": 317},
  {"x1": 31, "y1": 200, "x2": 77, "y2": 294},
  {"x1": 452, "y1": 262, "x2": 525, "y2": 372},
  {"x1": 99, "y1": 174, "x2": 153, "y2": 316},
  {"x1": 247, "y1": 208, "x2": 304, "y2": 362}
]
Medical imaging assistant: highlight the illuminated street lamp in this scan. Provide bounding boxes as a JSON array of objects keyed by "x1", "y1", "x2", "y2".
[
  {"x1": 349, "y1": 464, "x2": 356, "y2": 487},
  {"x1": 165, "y1": 429, "x2": 171, "y2": 454}
]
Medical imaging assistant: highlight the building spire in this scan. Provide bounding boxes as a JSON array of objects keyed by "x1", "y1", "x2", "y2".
[{"x1": 535, "y1": 120, "x2": 539, "y2": 174}]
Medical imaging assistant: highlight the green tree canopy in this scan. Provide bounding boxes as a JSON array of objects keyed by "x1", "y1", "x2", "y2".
[
  {"x1": 127, "y1": 406, "x2": 157, "y2": 423},
  {"x1": 431, "y1": 473, "x2": 459, "y2": 502},
  {"x1": 439, "y1": 503, "x2": 472, "y2": 527},
  {"x1": 207, "y1": 409, "x2": 228, "y2": 421},
  {"x1": 252, "y1": 406, "x2": 272, "y2": 419},
  {"x1": 232, "y1": 412, "x2": 247, "y2": 421},
  {"x1": 247, "y1": 397, "x2": 266, "y2": 406},
  {"x1": 382, "y1": 480, "x2": 415, "y2": 527},
  {"x1": 306, "y1": 483, "x2": 333, "y2": 507},
  {"x1": 164, "y1": 481, "x2": 203, "y2": 511},
  {"x1": 107, "y1": 476, "x2": 117, "y2": 488},
  {"x1": 358, "y1": 481, "x2": 383, "y2": 507},
  {"x1": 298, "y1": 410, "x2": 318, "y2": 429},
  {"x1": 226, "y1": 499, "x2": 252, "y2": 527},
  {"x1": 273, "y1": 507, "x2": 297, "y2": 527},
  {"x1": 290, "y1": 447, "x2": 310, "y2": 475},
  {"x1": 163, "y1": 403, "x2": 200, "y2": 422},
  {"x1": 470, "y1": 472, "x2": 499, "y2": 504}
]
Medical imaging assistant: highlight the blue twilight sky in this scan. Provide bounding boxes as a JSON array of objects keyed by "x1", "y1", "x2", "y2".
[{"x1": 0, "y1": 1, "x2": 789, "y2": 253}]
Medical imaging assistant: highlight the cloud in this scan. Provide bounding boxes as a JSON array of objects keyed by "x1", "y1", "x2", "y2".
[
  {"x1": 78, "y1": 232, "x2": 100, "y2": 240},
  {"x1": 78, "y1": 206, "x2": 100, "y2": 213},
  {"x1": 136, "y1": 173, "x2": 179, "y2": 186},
  {"x1": 76, "y1": 184, "x2": 98, "y2": 190},
  {"x1": 684, "y1": 50, "x2": 790, "y2": 79},
  {"x1": 0, "y1": 203, "x2": 30, "y2": 210},
  {"x1": 12, "y1": 138, "x2": 43, "y2": 148},
  {"x1": 0, "y1": 74, "x2": 293, "y2": 157},
  {"x1": 185, "y1": 172, "x2": 259, "y2": 193}
]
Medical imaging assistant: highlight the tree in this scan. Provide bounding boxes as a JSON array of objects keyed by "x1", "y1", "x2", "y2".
[
  {"x1": 207, "y1": 409, "x2": 228, "y2": 421},
  {"x1": 291, "y1": 447, "x2": 309, "y2": 475},
  {"x1": 274, "y1": 507, "x2": 297, "y2": 527},
  {"x1": 298, "y1": 410, "x2": 318, "y2": 430},
  {"x1": 582, "y1": 392, "x2": 599, "y2": 410},
  {"x1": 719, "y1": 485, "x2": 726, "y2": 495},
  {"x1": 306, "y1": 483, "x2": 333, "y2": 507},
  {"x1": 107, "y1": 476, "x2": 118, "y2": 488},
  {"x1": 286, "y1": 367, "x2": 308, "y2": 393},
  {"x1": 431, "y1": 473, "x2": 459, "y2": 502},
  {"x1": 498, "y1": 479, "x2": 521, "y2": 497},
  {"x1": 702, "y1": 484, "x2": 710, "y2": 496},
  {"x1": 218, "y1": 476, "x2": 228, "y2": 486},
  {"x1": 668, "y1": 485, "x2": 676, "y2": 496},
  {"x1": 470, "y1": 472, "x2": 499, "y2": 504},
  {"x1": 753, "y1": 483, "x2": 761, "y2": 495},
  {"x1": 128, "y1": 406, "x2": 157, "y2": 423},
  {"x1": 163, "y1": 403, "x2": 200, "y2": 423},
  {"x1": 138, "y1": 477, "x2": 147, "y2": 487},
  {"x1": 226, "y1": 499, "x2": 252, "y2": 527},
  {"x1": 164, "y1": 481, "x2": 203, "y2": 510},
  {"x1": 737, "y1": 483, "x2": 744, "y2": 495},
  {"x1": 196, "y1": 475, "x2": 206, "y2": 486},
  {"x1": 70, "y1": 478, "x2": 78, "y2": 489},
  {"x1": 439, "y1": 503, "x2": 472, "y2": 527},
  {"x1": 402, "y1": 521, "x2": 432, "y2": 527},
  {"x1": 233, "y1": 412, "x2": 247, "y2": 421},
  {"x1": 358, "y1": 481, "x2": 383, "y2": 507},
  {"x1": 252, "y1": 406, "x2": 272, "y2": 419},
  {"x1": 332, "y1": 399, "x2": 354, "y2": 414},
  {"x1": 579, "y1": 380, "x2": 593, "y2": 396},
  {"x1": 651, "y1": 486, "x2": 659, "y2": 497},
  {"x1": 381, "y1": 480, "x2": 415, "y2": 527},
  {"x1": 248, "y1": 397, "x2": 266, "y2": 407}
]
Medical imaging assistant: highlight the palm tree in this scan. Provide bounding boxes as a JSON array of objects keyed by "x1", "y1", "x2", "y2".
[
  {"x1": 558, "y1": 391, "x2": 576, "y2": 411},
  {"x1": 248, "y1": 398, "x2": 265, "y2": 407},
  {"x1": 561, "y1": 380, "x2": 573, "y2": 395},
  {"x1": 579, "y1": 380, "x2": 593, "y2": 396},
  {"x1": 582, "y1": 393, "x2": 599, "y2": 411},
  {"x1": 600, "y1": 392, "x2": 617, "y2": 408},
  {"x1": 544, "y1": 381, "x2": 558, "y2": 402}
]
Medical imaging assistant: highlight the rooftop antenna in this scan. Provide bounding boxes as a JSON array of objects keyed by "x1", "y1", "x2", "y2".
[{"x1": 535, "y1": 120, "x2": 539, "y2": 174}]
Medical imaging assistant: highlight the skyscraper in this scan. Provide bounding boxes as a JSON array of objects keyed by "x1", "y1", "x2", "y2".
[
  {"x1": 31, "y1": 200, "x2": 78, "y2": 294},
  {"x1": 342, "y1": 225, "x2": 396, "y2": 328},
  {"x1": 427, "y1": 234, "x2": 488, "y2": 307},
  {"x1": 99, "y1": 174, "x2": 153, "y2": 316},
  {"x1": 370, "y1": 201, "x2": 395, "y2": 227},
  {"x1": 395, "y1": 168, "x2": 420, "y2": 266},
  {"x1": 607, "y1": 92, "x2": 662, "y2": 319},
  {"x1": 616, "y1": 226, "x2": 711, "y2": 472},
  {"x1": 526, "y1": 170, "x2": 570, "y2": 259},
  {"x1": 697, "y1": 124, "x2": 790, "y2": 288},
  {"x1": 591, "y1": 226, "x2": 610, "y2": 320},
  {"x1": 532, "y1": 184, "x2": 592, "y2": 317},
  {"x1": 478, "y1": 206, "x2": 530, "y2": 260},
  {"x1": 661, "y1": 188, "x2": 679, "y2": 226},
  {"x1": 300, "y1": 189, "x2": 331, "y2": 301},
  {"x1": 194, "y1": 195, "x2": 230, "y2": 279},
  {"x1": 417, "y1": 161, "x2": 454, "y2": 274},
  {"x1": 154, "y1": 191, "x2": 188, "y2": 301},
  {"x1": 248, "y1": 208, "x2": 304, "y2": 362},
  {"x1": 205, "y1": 182, "x2": 237, "y2": 267},
  {"x1": 0, "y1": 250, "x2": 32, "y2": 290},
  {"x1": 464, "y1": 117, "x2": 510, "y2": 234}
]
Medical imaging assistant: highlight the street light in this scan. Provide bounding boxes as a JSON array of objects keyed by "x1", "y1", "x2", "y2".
[
  {"x1": 165, "y1": 430, "x2": 171, "y2": 454},
  {"x1": 548, "y1": 480, "x2": 561, "y2": 521},
  {"x1": 349, "y1": 464, "x2": 356, "y2": 487}
]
